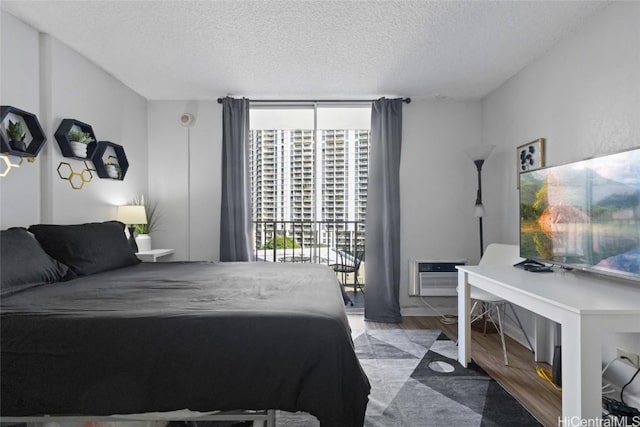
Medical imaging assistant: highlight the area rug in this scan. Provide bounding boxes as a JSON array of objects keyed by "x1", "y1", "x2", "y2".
[
  {"x1": 344, "y1": 290, "x2": 365, "y2": 313},
  {"x1": 276, "y1": 329, "x2": 541, "y2": 427}
]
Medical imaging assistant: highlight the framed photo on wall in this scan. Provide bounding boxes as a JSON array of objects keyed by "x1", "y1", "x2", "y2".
[{"x1": 517, "y1": 138, "x2": 545, "y2": 188}]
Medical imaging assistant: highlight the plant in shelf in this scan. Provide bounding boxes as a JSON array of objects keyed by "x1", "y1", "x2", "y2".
[
  {"x1": 7, "y1": 120, "x2": 27, "y2": 151},
  {"x1": 132, "y1": 195, "x2": 160, "y2": 252},
  {"x1": 67, "y1": 129, "x2": 94, "y2": 158},
  {"x1": 105, "y1": 161, "x2": 121, "y2": 179}
]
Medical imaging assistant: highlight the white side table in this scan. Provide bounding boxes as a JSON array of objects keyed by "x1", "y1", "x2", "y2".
[{"x1": 136, "y1": 249, "x2": 175, "y2": 262}]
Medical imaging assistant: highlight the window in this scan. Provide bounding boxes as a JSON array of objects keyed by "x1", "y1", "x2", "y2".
[{"x1": 249, "y1": 105, "x2": 370, "y2": 262}]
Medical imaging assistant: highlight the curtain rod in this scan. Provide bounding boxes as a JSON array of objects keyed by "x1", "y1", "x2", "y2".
[{"x1": 216, "y1": 97, "x2": 411, "y2": 104}]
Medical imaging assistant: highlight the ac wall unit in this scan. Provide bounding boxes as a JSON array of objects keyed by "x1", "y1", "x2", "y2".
[{"x1": 409, "y1": 259, "x2": 466, "y2": 297}]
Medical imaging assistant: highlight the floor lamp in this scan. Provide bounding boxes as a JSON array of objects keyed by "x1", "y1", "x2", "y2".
[{"x1": 464, "y1": 145, "x2": 495, "y2": 258}]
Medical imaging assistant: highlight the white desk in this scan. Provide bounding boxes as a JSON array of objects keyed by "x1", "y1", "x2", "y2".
[{"x1": 457, "y1": 265, "x2": 640, "y2": 421}]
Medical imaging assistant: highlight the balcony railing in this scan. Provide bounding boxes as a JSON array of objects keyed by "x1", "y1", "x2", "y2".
[{"x1": 253, "y1": 220, "x2": 364, "y2": 265}]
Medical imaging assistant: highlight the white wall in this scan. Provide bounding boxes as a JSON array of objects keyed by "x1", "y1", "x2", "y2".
[
  {"x1": 400, "y1": 99, "x2": 483, "y2": 315},
  {"x1": 148, "y1": 98, "x2": 482, "y2": 276},
  {"x1": 43, "y1": 36, "x2": 148, "y2": 223},
  {"x1": 482, "y1": 1, "x2": 640, "y2": 404},
  {"x1": 1, "y1": 11, "x2": 147, "y2": 229},
  {"x1": 0, "y1": 12, "x2": 41, "y2": 227},
  {"x1": 147, "y1": 101, "x2": 221, "y2": 261},
  {"x1": 482, "y1": 2, "x2": 640, "y2": 249}
]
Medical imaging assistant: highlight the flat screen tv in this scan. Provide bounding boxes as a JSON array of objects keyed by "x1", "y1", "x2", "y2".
[{"x1": 519, "y1": 147, "x2": 640, "y2": 282}]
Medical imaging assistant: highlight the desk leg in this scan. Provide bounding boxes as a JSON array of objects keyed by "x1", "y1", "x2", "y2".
[
  {"x1": 534, "y1": 315, "x2": 553, "y2": 363},
  {"x1": 457, "y1": 271, "x2": 471, "y2": 368},
  {"x1": 561, "y1": 314, "x2": 602, "y2": 422}
]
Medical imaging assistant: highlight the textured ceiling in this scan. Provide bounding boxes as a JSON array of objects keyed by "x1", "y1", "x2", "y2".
[{"x1": 2, "y1": 1, "x2": 607, "y2": 101}]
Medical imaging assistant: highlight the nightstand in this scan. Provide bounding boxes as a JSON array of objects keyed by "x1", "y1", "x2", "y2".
[{"x1": 136, "y1": 249, "x2": 175, "y2": 262}]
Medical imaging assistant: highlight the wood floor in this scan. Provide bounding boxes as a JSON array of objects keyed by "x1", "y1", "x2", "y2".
[{"x1": 348, "y1": 314, "x2": 562, "y2": 427}]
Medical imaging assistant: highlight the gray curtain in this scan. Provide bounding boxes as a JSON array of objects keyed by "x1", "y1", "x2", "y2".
[
  {"x1": 364, "y1": 98, "x2": 403, "y2": 323},
  {"x1": 220, "y1": 97, "x2": 254, "y2": 262}
]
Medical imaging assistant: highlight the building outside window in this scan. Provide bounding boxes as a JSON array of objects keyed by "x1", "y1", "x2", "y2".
[{"x1": 249, "y1": 106, "x2": 370, "y2": 263}]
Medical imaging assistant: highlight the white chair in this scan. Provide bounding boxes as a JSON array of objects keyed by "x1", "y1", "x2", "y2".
[{"x1": 471, "y1": 243, "x2": 534, "y2": 365}]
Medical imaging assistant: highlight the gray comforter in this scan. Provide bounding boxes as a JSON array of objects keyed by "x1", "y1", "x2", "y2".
[{"x1": 1, "y1": 262, "x2": 370, "y2": 426}]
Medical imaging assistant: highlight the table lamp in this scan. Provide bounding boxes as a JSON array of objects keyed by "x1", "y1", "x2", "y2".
[{"x1": 116, "y1": 205, "x2": 147, "y2": 252}]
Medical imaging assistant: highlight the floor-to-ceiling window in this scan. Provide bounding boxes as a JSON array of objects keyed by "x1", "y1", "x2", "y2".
[{"x1": 249, "y1": 104, "x2": 370, "y2": 264}]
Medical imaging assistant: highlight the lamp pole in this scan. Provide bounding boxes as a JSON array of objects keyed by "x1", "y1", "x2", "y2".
[
  {"x1": 474, "y1": 159, "x2": 485, "y2": 258},
  {"x1": 463, "y1": 144, "x2": 494, "y2": 261}
]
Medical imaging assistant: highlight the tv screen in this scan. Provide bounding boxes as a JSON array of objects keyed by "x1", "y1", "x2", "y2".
[{"x1": 519, "y1": 147, "x2": 640, "y2": 282}]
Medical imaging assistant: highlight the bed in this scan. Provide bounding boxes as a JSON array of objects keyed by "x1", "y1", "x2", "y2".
[{"x1": 0, "y1": 223, "x2": 370, "y2": 427}]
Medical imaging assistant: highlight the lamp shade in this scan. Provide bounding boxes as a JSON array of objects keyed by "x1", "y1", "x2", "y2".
[
  {"x1": 116, "y1": 205, "x2": 147, "y2": 225},
  {"x1": 464, "y1": 145, "x2": 496, "y2": 162}
]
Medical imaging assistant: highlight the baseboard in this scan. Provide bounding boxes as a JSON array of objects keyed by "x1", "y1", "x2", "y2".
[
  {"x1": 400, "y1": 308, "x2": 530, "y2": 338},
  {"x1": 502, "y1": 320, "x2": 538, "y2": 356},
  {"x1": 401, "y1": 307, "x2": 553, "y2": 366},
  {"x1": 502, "y1": 321, "x2": 526, "y2": 345},
  {"x1": 401, "y1": 305, "x2": 457, "y2": 317}
]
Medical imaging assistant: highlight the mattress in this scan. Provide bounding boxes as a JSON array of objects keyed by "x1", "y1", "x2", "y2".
[{"x1": 1, "y1": 261, "x2": 370, "y2": 427}]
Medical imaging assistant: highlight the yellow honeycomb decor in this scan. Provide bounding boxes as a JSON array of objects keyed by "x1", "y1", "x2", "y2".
[
  {"x1": 57, "y1": 161, "x2": 94, "y2": 190},
  {"x1": 0, "y1": 154, "x2": 22, "y2": 177},
  {"x1": 57, "y1": 162, "x2": 73, "y2": 179},
  {"x1": 81, "y1": 168, "x2": 93, "y2": 182},
  {"x1": 84, "y1": 160, "x2": 96, "y2": 175}
]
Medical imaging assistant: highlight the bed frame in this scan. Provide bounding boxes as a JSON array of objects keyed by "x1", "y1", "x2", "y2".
[{"x1": 1, "y1": 410, "x2": 276, "y2": 427}]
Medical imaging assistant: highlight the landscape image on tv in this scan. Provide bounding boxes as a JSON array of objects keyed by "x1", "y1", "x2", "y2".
[{"x1": 520, "y1": 148, "x2": 640, "y2": 280}]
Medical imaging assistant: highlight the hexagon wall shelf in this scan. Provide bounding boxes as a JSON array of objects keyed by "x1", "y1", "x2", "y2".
[
  {"x1": 54, "y1": 118, "x2": 98, "y2": 160},
  {"x1": 93, "y1": 141, "x2": 129, "y2": 180},
  {"x1": 0, "y1": 106, "x2": 47, "y2": 158}
]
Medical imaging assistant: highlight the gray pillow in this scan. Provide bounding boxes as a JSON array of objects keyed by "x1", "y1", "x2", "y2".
[
  {"x1": 1, "y1": 227, "x2": 70, "y2": 295},
  {"x1": 28, "y1": 221, "x2": 141, "y2": 277}
]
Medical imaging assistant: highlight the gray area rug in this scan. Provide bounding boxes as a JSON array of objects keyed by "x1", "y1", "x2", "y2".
[
  {"x1": 344, "y1": 290, "x2": 365, "y2": 313},
  {"x1": 277, "y1": 329, "x2": 541, "y2": 426}
]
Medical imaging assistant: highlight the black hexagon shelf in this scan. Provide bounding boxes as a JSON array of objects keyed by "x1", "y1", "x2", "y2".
[
  {"x1": 54, "y1": 119, "x2": 98, "y2": 160},
  {"x1": 92, "y1": 141, "x2": 129, "y2": 180},
  {"x1": 0, "y1": 106, "x2": 47, "y2": 158}
]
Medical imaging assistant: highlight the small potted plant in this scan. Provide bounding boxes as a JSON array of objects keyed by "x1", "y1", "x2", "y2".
[
  {"x1": 68, "y1": 129, "x2": 94, "y2": 157},
  {"x1": 132, "y1": 195, "x2": 160, "y2": 252},
  {"x1": 7, "y1": 120, "x2": 27, "y2": 151},
  {"x1": 105, "y1": 161, "x2": 121, "y2": 179}
]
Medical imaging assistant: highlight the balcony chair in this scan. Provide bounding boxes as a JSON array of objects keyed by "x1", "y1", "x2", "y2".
[
  {"x1": 331, "y1": 250, "x2": 364, "y2": 296},
  {"x1": 471, "y1": 243, "x2": 534, "y2": 366}
]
